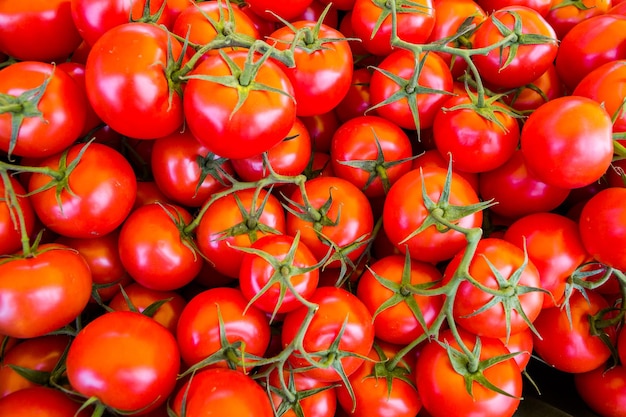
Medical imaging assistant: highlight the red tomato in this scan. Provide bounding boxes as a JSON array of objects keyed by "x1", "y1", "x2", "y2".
[
  {"x1": 443, "y1": 238, "x2": 544, "y2": 339},
  {"x1": 334, "y1": 68, "x2": 374, "y2": 123},
  {"x1": 175, "y1": 287, "x2": 271, "y2": 370},
  {"x1": 183, "y1": 50, "x2": 296, "y2": 159},
  {"x1": 579, "y1": 187, "x2": 626, "y2": 272},
  {"x1": 118, "y1": 202, "x2": 203, "y2": 291},
  {"x1": 28, "y1": 142, "x2": 137, "y2": 239},
  {"x1": 504, "y1": 212, "x2": 588, "y2": 308},
  {"x1": 546, "y1": 0, "x2": 613, "y2": 39},
  {"x1": 498, "y1": 64, "x2": 565, "y2": 113},
  {"x1": 477, "y1": 0, "x2": 552, "y2": 15},
  {"x1": 520, "y1": 96, "x2": 614, "y2": 189},
  {"x1": 171, "y1": 368, "x2": 274, "y2": 417},
  {"x1": 532, "y1": 289, "x2": 616, "y2": 373},
  {"x1": 0, "y1": 0, "x2": 82, "y2": 62},
  {"x1": 330, "y1": 115, "x2": 413, "y2": 197},
  {"x1": 351, "y1": 0, "x2": 435, "y2": 56},
  {"x1": 195, "y1": 188, "x2": 286, "y2": 279},
  {"x1": 86, "y1": 22, "x2": 185, "y2": 140},
  {"x1": 370, "y1": 50, "x2": 454, "y2": 131},
  {"x1": 0, "y1": 61, "x2": 87, "y2": 159},
  {"x1": 0, "y1": 243, "x2": 92, "y2": 339},
  {"x1": 295, "y1": 0, "x2": 340, "y2": 28},
  {"x1": 281, "y1": 286, "x2": 375, "y2": 382},
  {"x1": 56, "y1": 62, "x2": 103, "y2": 137},
  {"x1": 356, "y1": 255, "x2": 443, "y2": 345},
  {"x1": 268, "y1": 21, "x2": 353, "y2": 117},
  {"x1": 245, "y1": 0, "x2": 314, "y2": 22},
  {"x1": 412, "y1": 149, "x2": 479, "y2": 192},
  {"x1": 575, "y1": 364, "x2": 626, "y2": 417},
  {"x1": 619, "y1": 325, "x2": 626, "y2": 366},
  {"x1": 0, "y1": 386, "x2": 90, "y2": 417},
  {"x1": 301, "y1": 111, "x2": 341, "y2": 153},
  {"x1": 0, "y1": 175, "x2": 35, "y2": 256},
  {"x1": 500, "y1": 327, "x2": 533, "y2": 370},
  {"x1": 66, "y1": 311, "x2": 180, "y2": 414},
  {"x1": 383, "y1": 166, "x2": 483, "y2": 264},
  {"x1": 416, "y1": 329, "x2": 523, "y2": 417},
  {"x1": 471, "y1": 6, "x2": 558, "y2": 88}
]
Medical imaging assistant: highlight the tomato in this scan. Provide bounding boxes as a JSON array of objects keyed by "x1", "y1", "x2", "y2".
[
  {"x1": 579, "y1": 187, "x2": 626, "y2": 272},
  {"x1": 133, "y1": 180, "x2": 171, "y2": 209},
  {"x1": 0, "y1": 243, "x2": 92, "y2": 339},
  {"x1": 478, "y1": 150, "x2": 570, "y2": 219},
  {"x1": 416, "y1": 328, "x2": 523, "y2": 417},
  {"x1": 432, "y1": 94, "x2": 520, "y2": 174},
  {"x1": 471, "y1": 6, "x2": 558, "y2": 89},
  {"x1": 28, "y1": 142, "x2": 137, "y2": 239},
  {"x1": 301, "y1": 111, "x2": 341, "y2": 153},
  {"x1": 443, "y1": 238, "x2": 544, "y2": 339},
  {"x1": 319, "y1": 0, "x2": 356, "y2": 10},
  {"x1": 370, "y1": 49, "x2": 454, "y2": 131},
  {"x1": 532, "y1": 289, "x2": 616, "y2": 373},
  {"x1": 281, "y1": 286, "x2": 375, "y2": 382},
  {"x1": 330, "y1": 115, "x2": 413, "y2": 197},
  {"x1": 500, "y1": 327, "x2": 533, "y2": 370},
  {"x1": 0, "y1": 386, "x2": 90, "y2": 417},
  {"x1": 86, "y1": 22, "x2": 185, "y2": 140},
  {"x1": 151, "y1": 129, "x2": 234, "y2": 208},
  {"x1": 412, "y1": 149, "x2": 479, "y2": 192},
  {"x1": 546, "y1": 0, "x2": 612, "y2": 39},
  {"x1": 477, "y1": 0, "x2": 552, "y2": 15},
  {"x1": 56, "y1": 230, "x2": 132, "y2": 303},
  {"x1": 183, "y1": 50, "x2": 296, "y2": 159},
  {"x1": 351, "y1": 0, "x2": 435, "y2": 56},
  {"x1": 356, "y1": 255, "x2": 443, "y2": 345},
  {"x1": 572, "y1": 60, "x2": 626, "y2": 134},
  {"x1": 171, "y1": 368, "x2": 274, "y2": 417},
  {"x1": 231, "y1": 117, "x2": 312, "y2": 182},
  {"x1": 334, "y1": 68, "x2": 374, "y2": 123},
  {"x1": 575, "y1": 364, "x2": 626, "y2": 417},
  {"x1": 245, "y1": 0, "x2": 314, "y2": 22},
  {"x1": 0, "y1": 174, "x2": 35, "y2": 256},
  {"x1": 239, "y1": 233, "x2": 320, "y2": 316},
  {"x1": 504, "y1": 212, "x2": 588, "y2": 308},
  {"x1": 66, "y1": 311, "x2": 180, "y2": 414},
  {"x1": 336, "y1": 341, "x2": 422, "y2": 417},
  {"x1": 296, "y1": 0, "x2": 340, "y2": 28},
  {"x1": 383, "y1": 166, "x2": 483, "y2": 264},
  {"x1": 56, "y1": 62, "x2": 103, "y2": 137},
  {"x1": 555, "y1": 14, "x2": 626, "y2": 91},
  {"x1": 268, "y1": 20, "x2": 353, "y2": 117},
  {"x1": 0, "y1": 335, "x2": 71, "y2": 398},
  {"x1": 0, "y1": 61, "x2": 87, "y2": 159},
  {"x1": 520, "y1": 96, "x2": 614, "y2": 189},
  {"x1": 108, "y1": 282, "x2": 186, "y2": 334},
  {"x1": 118, "y1": 202, "x2": 203, "y2": 291},
  {"x1": 284, "y1": 176, "x2": 374, "y2": 268},
  {"x1": 0, "y1": 0, "x2": 82, "y2": 62},
  {"x1": 195, "y1": 188, "x2": 286, "y2": 279},
  {"x1": 175, "y1": 287, "x2": 271, "y2": 370},
  {"x1": 498, "y1": 64, "x2": 565, "y2": 113}
]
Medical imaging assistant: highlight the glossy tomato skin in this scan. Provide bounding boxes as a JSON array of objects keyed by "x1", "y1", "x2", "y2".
[
  {"x1": 0, "y1": 175, "x2": 35, "y2": 256},
  {"x1": 370, "y1": 50, "x2": 454, "y2": 130},
  {"x1": 171, "y1": 368, "x2": 274, "y2": 417},
  {"x1": 575, "y1": 364, "x2": 626, "y2": 417},
  {"x1": 471, "y1": 6, "x2": 558, "y2": 88},
  {"x1": 66, "y1": 311, "x2": 180, "y2": 414},
  {"x1": 269, "y1": 21, "x2": 353, "y2": 117},
  {"x1": 195, "y1": 188, "x2": 286, "y2": 279},
  {"x1": 28, "y1": 142, "x2": 137, "y2": 239},
  {"x1": 0, "y1": 386, "x2": 90, "y2": 417},
  {"x1": 184, "y1": 50, "x2": 295, "y2": 159},
  {"x1": 351, "y1": 0, "x2": 435, "y2": 56},
  {"x1": 499, "y1": 64, "x2": 565, "y2": 113},
  {"x1": 176, "y1": 287, "x2": 271, "y2": 370},
  {"x1": 245, "y1": 0, "x2": 314, "y2": 22},
  {"x1": 416, "y1": 329, "x2": 522, "y2": 417},
  {"x1": 579, "y1": 187, "x2": 626, "y2": 272},
  {"x1": 356, "y1": 255, "x2": 444, "y2": 345},
  {"x1": 0, "y1": 0, "x2": 82, "y2": 62},
  {"x1": 0, "y1": 244, "x2": 92, "y2": 339},
  {"x1": 532, "y1": 289, "x2": 615, "y2": 373},
  {"x1": 118, "y1": 203, "x2": 203, "y2": 291},
  {"x1": 520, "y1": 96, "x2": 613, "y2": 189},
  {"x1": 56, "y1": 62, "x2": 103, "y2": 137},
  {"x1": 0, "y1": 61, "x2": 86, "y2": 159},
  {"x1": 546, "y1": 0, "x2": 612, "y2": 40},
  {"x1": 86, "y1": 22, "x2": 184, "y2": 140},
  {"x1": 383, "y1": 166, "x2": 483, "y2": 264},
  {"x1": 281, "y1": 286, "x2": 375, "y2": 382},
  {"x1": 412, "y1": 149, "x2": 479, "y2": 192},
  {"x1": 477, "y1": 0, "x2": 552, "y2": 15}
]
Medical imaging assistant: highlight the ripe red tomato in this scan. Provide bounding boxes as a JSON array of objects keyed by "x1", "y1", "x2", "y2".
[
  {"x1": 118, "y1": 202, "x2": 203, "y2": 291},
  {"x1": 500, "y1": 327, "x2": 533, "y2": 370},
  {"x1": 0, "y1": 244, "x2": 92, "y2": 339},
  {"x1": 183, "y1": 50, "x2": 296, "y2": 159},
  {"x1": 579, "y1": 187, "x2": 626, "y2": 272},
  {"x1": 56, "y1": 62, "x2": 103, "y2": 137},
  {"x1": 66, "y1": 311, "x2": 180, "y2": 414},
  {"x1": 0, "y1": 386, "x2": 90, "y2": 417},
  {"x1": 499, "y1": 64, "x2": 565, "y2": 113},
  {"x1": 0, "y1": 175, "x2": 35, "y2": 256},
  {"x1": 575, "y1": 364, "x2": 626, "y2": 417},
  {"x1": 546, "y1": 0, "x2": 612, "y2": 39},
  {"x1": 0, "y1": 61, "x2": 87, "y2": 159},
  {"x1": 281, "y1": 286, "x2": 375, "y2": 382},
  {"x1": 245, "y1": 0, "x2": 314, "y2": 22},
  {"x1": 520, "y1": 96, "x2": 614, "y2": 189},
  {"x1": 476, "y1": 0, "x2": 552, "y2": 15}
]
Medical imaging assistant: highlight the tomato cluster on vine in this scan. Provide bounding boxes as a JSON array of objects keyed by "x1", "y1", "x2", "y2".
[{"x1": 1, "y1": 1, "x2": 626, "y2": 417}]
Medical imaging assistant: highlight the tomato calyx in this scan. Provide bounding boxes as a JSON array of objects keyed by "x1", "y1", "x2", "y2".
[
  {"x1": 370, "y1": 342, "x2": 415, "y2": 397},
  {"x1": 129, "y1": 0, "x2": 168, "y2": 24},
  {"x1": 156, "y1": 202, "x2": 203, "y2": 262},
  {"x1": 549, "y1": 0, "x2": 593, "y2": 12},
  {"x1": 0, "y1": 68, "x2": 53, "y2": 160},
  {"x1": 369, "y1": 0, "x2": 434, "y2": 42},
  {"x1": 195, "y1": 152, "x2": 233, "y2": 195}
]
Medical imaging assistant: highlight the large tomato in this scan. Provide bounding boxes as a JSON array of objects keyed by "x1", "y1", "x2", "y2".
[
  {"x1": 0, "y1": 386, "x2": 90, "y2": 417},
  {"x1": 575, "y1": 364, "x2": 626, "y2": 417},
  {"x1": 66, "y1": 311, "x2": 181, "y2": 414},
  {"x1": 0, "y1": 244, "x2": 92, "y2": 339},
  {"x1": 546, "y1": 0, "x2": 613, "y2": 39}
]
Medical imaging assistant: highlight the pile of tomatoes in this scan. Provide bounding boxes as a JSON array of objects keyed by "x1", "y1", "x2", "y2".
[{"x1": 1, "y1": 0, "x2": 626, "y2": 416}]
